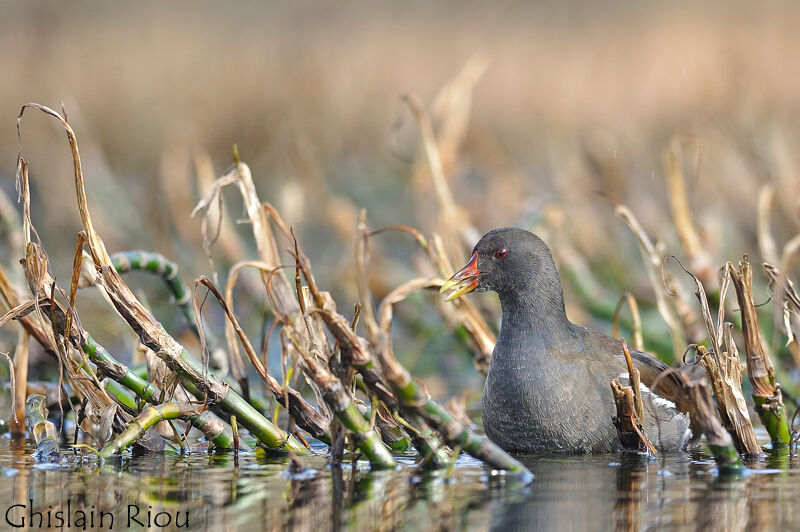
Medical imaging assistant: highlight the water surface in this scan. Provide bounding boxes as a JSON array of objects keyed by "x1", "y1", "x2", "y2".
[{"x1": 0, "y1": 438, "x2": 797, "y2": 531}]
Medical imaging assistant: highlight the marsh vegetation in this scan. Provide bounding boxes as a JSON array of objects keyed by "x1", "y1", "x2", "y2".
[{"x1": 2, "y1": 2, "x2": 800, "y2": 530}]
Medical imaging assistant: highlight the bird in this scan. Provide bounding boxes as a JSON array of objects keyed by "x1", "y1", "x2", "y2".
[{"x1": 440, "y1": 227, "x2": 691, "y2": 453}]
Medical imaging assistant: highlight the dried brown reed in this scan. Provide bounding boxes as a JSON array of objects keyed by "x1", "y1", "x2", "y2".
[{"x1": 2, "y1": 24, "x2": 800, "y2": 474}]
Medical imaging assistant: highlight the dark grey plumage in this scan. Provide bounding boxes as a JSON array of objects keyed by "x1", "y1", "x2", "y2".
[{"x1": 468, "y1": 228, "x2": 690, "y2": 453}]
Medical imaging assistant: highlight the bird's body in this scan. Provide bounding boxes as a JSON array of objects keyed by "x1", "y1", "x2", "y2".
[
  {"x1": 442, "y1": 227, "x2": 691, "y2": 453},
  {"x1": 483, "y1": 320, "x2": 690, "y2": 453}
]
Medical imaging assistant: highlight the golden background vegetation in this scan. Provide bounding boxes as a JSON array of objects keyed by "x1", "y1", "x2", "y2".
[{"x1": 2, "y1": 1, "x2": 799, "y2": 395}]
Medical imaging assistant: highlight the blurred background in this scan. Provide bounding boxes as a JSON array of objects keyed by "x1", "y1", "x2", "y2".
[{"x1": 1, "y1": 0, "x2": 799, "y2": 400}]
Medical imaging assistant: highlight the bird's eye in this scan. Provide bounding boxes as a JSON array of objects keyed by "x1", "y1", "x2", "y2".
[{"x1": 495, "y1": 248, "x2": 508, "y2": 259}]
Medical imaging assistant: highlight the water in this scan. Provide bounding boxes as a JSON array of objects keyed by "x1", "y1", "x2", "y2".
[{"x1": 0, "y1": 438, "x2": 798, "y2": 531}]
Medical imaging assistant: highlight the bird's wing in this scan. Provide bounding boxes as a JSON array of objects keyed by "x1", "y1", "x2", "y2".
[
  {"x1": 629, "y1": 349, "x2": 683, "y2": 403},
  {"x1": 585, "y1": 328, "x2": 695, "y2": 416},
  {"x1": 628, "y1": 347, "x2": 705, "y2": 442}
]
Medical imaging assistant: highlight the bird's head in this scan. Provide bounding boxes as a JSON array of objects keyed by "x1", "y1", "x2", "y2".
[{"x1": 440, "y1": 227, "x2": 555, "y2": 301}]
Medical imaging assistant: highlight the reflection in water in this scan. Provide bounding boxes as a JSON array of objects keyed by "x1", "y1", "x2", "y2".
[
  {"x1": 1, "y1": 440, "x2": 800, "y2": 530},
  {"x1": 487, "y1": 450, "x2": 800, "y2": 532}
]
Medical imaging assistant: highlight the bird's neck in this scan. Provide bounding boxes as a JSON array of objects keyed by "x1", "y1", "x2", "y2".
[{"x1": 498, "y1": 283, "x2": 572, "y2": 348}]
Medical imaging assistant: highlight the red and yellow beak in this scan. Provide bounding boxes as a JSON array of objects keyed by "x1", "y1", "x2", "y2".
[{"x1": 440, "y1": 251, "x2": 480, "y2": 301}]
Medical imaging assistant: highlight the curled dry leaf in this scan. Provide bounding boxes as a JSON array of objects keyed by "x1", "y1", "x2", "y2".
[
  {"x1": 674, "y1": 258, "x2": 761, "y2": 454},
  {"x1": 192, "y1": 163, "x2": 298, "y2": 316},
  {"x1": 763, "y1": 262, "x2": 800, "y2": 368}
]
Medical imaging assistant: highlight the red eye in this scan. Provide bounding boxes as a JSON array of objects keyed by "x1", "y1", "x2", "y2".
[{"x1": 495, "y1": 248, "x2": 508, "y2": 259}]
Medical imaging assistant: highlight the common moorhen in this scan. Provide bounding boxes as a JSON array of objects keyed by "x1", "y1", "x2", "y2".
[{"x1": 441, "y1": 227, "x2": 691, "y2": 453}]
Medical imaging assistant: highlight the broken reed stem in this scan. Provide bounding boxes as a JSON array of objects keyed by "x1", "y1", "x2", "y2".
[
  {"x1": 3, "y1": 263, "x2": 140, "y2": 414},
  {"x1": 286, "y1": 228, "x2": 451, "y2": 467},
  {"x1": 287, "y1": 333, "x2": 396, "y2": 469},
  {"x1": 142, "y1": 330, "x2": 306, "y2": 453},
  {"x1": 381, "y1": 351, "x2": 528, "y2": 475},
  {"x1": 610, "y1": 381, "x2": 647, "y2": 453},
  {"x1": 291, "y1": 267, "x2": 390, "y2": 464},
  {"x1": 610, "y1": 339, "x2": 656, "y2": 454},
  {"x1": 310, "y1": 308, "x2": 451, "y2": 467},
  {"x1": 673, "y1": 257, "x2": 762, "y2": 454},
  {"x1": 22, "y1": 241, "x2": 122, "y2": 432},
  {"x1": 195, "y1": 276, "x2": 330, "y2": 441},
  {"x1": 356, "y1": 220, "x2": 530, "y2": 477},
  {"x1": 17, "y1": 103, "x2": 305, "y2": 455},
  {"x1": 80, "y1": 332, "x2": 238, "y2": 450},
  {"x1": 11, "y1": 327, "x2": 29, "y2": 436},
  {"x1": 207, "y1": 197, "x2": 333, "y2": 441},
  {"x1": 81, "y1": 334, "x2": 160, "y2": 404},
  {"x1": 314, "y1": 305, "x2": 452, "y2": 467},
  {"x1": 99, "y1": 402, "x2": 220, "y2": 458},
  {"x1": 26, "y1": 394, "x2": 57, "y2": 442},
  {"x1": 16, "y1": 289, "x2": 238, "y2": 450},
  {"x1": 225, "y1": 260, "x2": 335, "y2": 434},
  {"x1": 684, "y1": 379, "x2": 742, "y2": 469},
  {"x1": 695, "y1": 344, "x2": 761, "y2": 454},
  {"x1": 622, "y1": 340, "x2": 645, "y2": 424},
  {"x1": 729, "y1": 255, "x2": 791, "y2": 447},
  {"x1": 25, "y1": 394, "x2": 60, "y2": 461},
  {"x1": 374, "y1": 407, "x2": 411, "y2": 452}
]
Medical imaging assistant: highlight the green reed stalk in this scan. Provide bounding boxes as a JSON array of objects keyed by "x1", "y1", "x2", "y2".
[
  {"x1": 80, "y1": 332, "x2": 237, "y2": 450},
  {"x1": 730, "y1": 256, "x2": 790, "y2": 448},
  {"x1": 99, "y1": 403, "x2": 187, "y2": 458},
  {"x1": 111, "y1": 251, "x2": 210, "y2": 342},
  {"x1": 25, "y1": 394, "x2": 60, "y2": 461}
]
